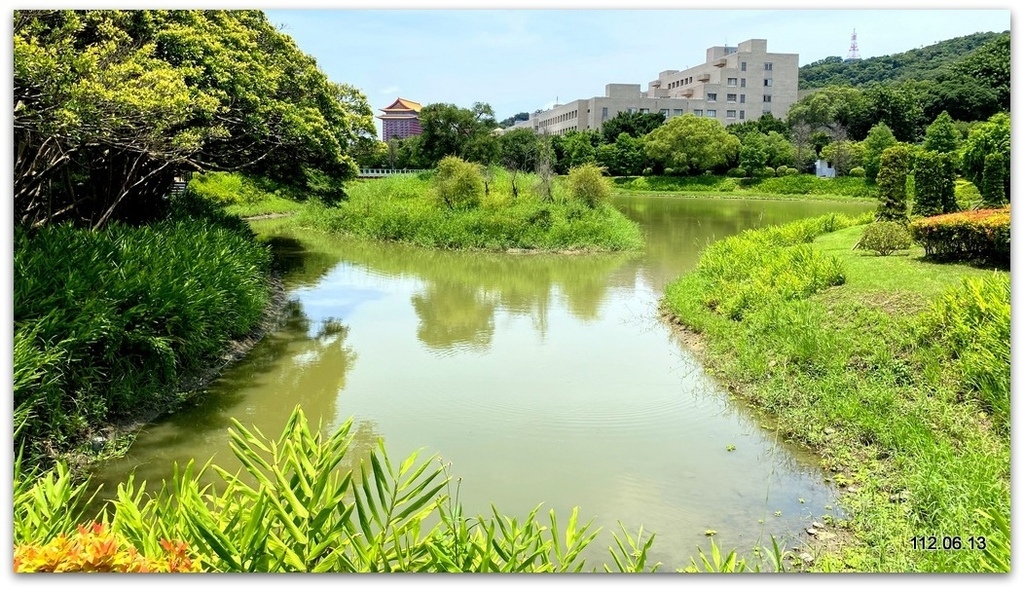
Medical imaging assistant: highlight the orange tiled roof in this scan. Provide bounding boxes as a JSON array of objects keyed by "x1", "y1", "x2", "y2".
[{"x1": 380, "y1": 98, "x2": 422, "y2": 113}]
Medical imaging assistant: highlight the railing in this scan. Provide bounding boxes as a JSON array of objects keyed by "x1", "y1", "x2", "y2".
[{"x1": 358, "y1": 168, "x2": 428, "y2": 178}]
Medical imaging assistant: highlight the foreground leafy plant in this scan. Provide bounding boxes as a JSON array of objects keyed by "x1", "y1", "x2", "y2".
[{"x1": 16, "y1": 406, "x2": 664, "y2": 572}]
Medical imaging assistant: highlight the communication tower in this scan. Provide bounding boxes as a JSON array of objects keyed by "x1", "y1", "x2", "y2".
[{"x1": 846, "y1": 29, "x2": 861, "y2": 62}]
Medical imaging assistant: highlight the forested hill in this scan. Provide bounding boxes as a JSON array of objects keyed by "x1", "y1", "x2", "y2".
[{"x1": 799, "y1": 31, "x2": 1008, "y2": 90}]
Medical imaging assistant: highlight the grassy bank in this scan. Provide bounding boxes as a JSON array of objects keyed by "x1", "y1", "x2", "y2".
[
  {"x1": 614, "y1": 174, "x2": 877, "y2": 201},
  {"x1": 661, "y1": 215, "x2": 1010, "y2": 572},
  {"x1": 292, "y1": 171, "x2": 644, "y2": 252},
  {"x1": 14, "y1": 194, "x2": 273, "y2": 468},
  {"x1": 188, "y1": 171, "x2": 304, "y2": 218}
]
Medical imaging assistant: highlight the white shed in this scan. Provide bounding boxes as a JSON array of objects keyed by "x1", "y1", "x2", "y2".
[{"x1": 815, "y1": 159, "x2": 835, "y2": 178}]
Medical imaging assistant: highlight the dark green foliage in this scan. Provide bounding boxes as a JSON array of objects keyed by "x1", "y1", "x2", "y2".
[
  {"x1": 980, "y1": 152, "x2": 1006, "y2": 207},
  {"x1": 595, "y1": 133, "x2": 647, "y2": 176},
  {"x1": 875, "y1": 145, "x2": 912, "y2": 222},
  {"x1": 798, "y1": 31, "x2": 1006, "y2": 90},
  {"x1": 14, "y1": 198, "x2": 271, "y2": 464},
  {"x1": 961, "y1": 112, "x2": 1009, "y2": 197},
  {"x1": 419, "y1": 102, "x2": 498, "y2": 166},
  {"x1": 600, "y1": 111, "x2": 665, "y2": 144},
  {"x1": 912, "y1": 151, "x2": 951, "y2": 217},
  {"x1": 855, "y1": 221, "x2": 912, "y2": 255},
  {"x1": 738, "y1": 133, "x2": 768, "y2": 176}
]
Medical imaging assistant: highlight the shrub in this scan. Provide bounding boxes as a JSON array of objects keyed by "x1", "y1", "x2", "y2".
[
  {"x1": 875, "y1": 144, "x2": 912, "y2": 222},
  {"x1": 855, "y1": 221, "x2": 912, "y2": 256},
  {"x1": 14, "y1": 522, "x2": 200, "y2": 572},
  {"x1": 755, "y1": 166, "x2": 776, "y2": 178},
  {"x1": 981, "y1": 152, "x2": 1006, "y2": 207},
  {"x1": 954, "y1": 179, "x2": 983, "y2": 211},
  {"x1": 848, "y1": 167, "x2": 866, "y2": 177},
  {"x1": 642, "y1": 167, "x2": 654, "y2": 176},
  {"x1": 908, "y1": 207, "x2": 1009, "y2": 267},
  {"x1": 726, "y1": 167, "x2": 746, "y2": 178},
  {"x1": 663, "y1": 167, "x2": 676, "y2": 176},
  {"x1": 912, "y1": 151, "x2": 957, "y2": 218},
  {"x1": 435, "y1": 156, "x2": 483, "y2": 210},
  {"x1": 775, "y1": 165, "x2": 788, "y2": 176},
  {"x1": 566, "y1": 163, "x2": 612, "y2": 208},
  {"x1": 784, "y1": 167, "x2": 799, "y2": 176}
]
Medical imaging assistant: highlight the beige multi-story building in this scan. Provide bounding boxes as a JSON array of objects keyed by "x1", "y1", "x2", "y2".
[{"x1": 513, "y1": 39, "x2": 798, "y2": 135}]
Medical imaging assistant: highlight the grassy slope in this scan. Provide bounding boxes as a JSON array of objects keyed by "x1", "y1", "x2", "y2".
[{"x1": 662, "y1": 220, "x2": 1009, "y2": 572}]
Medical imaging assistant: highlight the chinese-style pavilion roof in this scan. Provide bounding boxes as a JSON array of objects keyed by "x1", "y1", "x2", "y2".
[{"x1": 379, "y1": 98, "x2": 422, "y2": 113}]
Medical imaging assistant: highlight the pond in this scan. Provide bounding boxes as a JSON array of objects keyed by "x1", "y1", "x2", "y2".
[{"x1": 88, "y1": 194, "x2": 874, "y2": 571}]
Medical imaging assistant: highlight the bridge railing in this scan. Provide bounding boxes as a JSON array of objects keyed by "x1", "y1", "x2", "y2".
[{"x1": 358, "y1": 168, "x2": 429, "y2": 177}]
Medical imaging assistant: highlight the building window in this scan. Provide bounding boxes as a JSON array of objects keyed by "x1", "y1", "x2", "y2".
[
  {"x1": 764, "y1": 78, "x2": 773, "y2": 87},
  {"x1": 727, "y1": 110, "x2": 737, "y2": 119},
  {"x1": 740, "y1": 94, "x2": 746, "y2": 103},
  {"x1": 693, "y1": 109, "x2": 703, "y2": 116},
  {"x1": 739, "y1": 110, "x2": 745, "y2": 120},
  {"x1": 764, "y1": 95, "x2": 772, "y2": 102},
  {"x1": 707, "y1": 93, "x2": 717, "y2": 102},
  {"x1": 640, "y1": 108, "x2": 649, "y2": 114},
  {"x1": 602, "y1": 107, "x2": 608, "y2": 120},
  {"x1": 659, "y1": 108, "x2": 669, "y2": 116},
  {"x1": 706, "y1": 109, "x2": 716, "y2": 117},
  {"x1": 628, "y1": 107, "x2": 637, "y2": 114},
  {"x1": 673, "y1": 109, "x2": 684, "y2": 116},
  {"x1": 727, "y1": 77, "x2": 738, "y2": 86},
  {"x1": 741, "y1": 61, "x2": 747, "y2": 72},
  {"x1": 740, "y1": 78, "x2": 746, "y2": 88},
  {"x1": 727, "y1": 93, "x2": 737, "y2": 102},
  {"x1": 764, "y1": 62, "x2": 773, "y2": 71}
]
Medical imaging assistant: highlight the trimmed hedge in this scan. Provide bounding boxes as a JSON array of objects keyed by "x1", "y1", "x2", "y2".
[{"x1": 908, "y1": 207, "x2": 1009, "y2": 267}]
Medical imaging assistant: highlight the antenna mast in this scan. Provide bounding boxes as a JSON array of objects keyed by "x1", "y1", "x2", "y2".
[{"x1": 846, "y1": 29, "x2": 861, "y2": 61}]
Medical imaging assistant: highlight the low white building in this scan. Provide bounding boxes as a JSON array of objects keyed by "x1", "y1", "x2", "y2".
[
  {"x1": 815, "y1": 159, "x2": 836, "y2": 178},
  {"x1": 514, "y1": 39, "x2": 799, "y2": 135}
]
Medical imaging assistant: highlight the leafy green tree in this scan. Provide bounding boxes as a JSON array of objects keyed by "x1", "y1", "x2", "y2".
[
  {"x1": 498, "y1": 128, "x2": 542, "y2": 199},
  {"x1": 561, "y1": 130, "x2": 599, "y2": 169},
  {"x1": 923, "y1": 111, "x2": 959, "y2": 154},
  {"x1": 981, "y1": 152, "x2": 1007, "y2": 207},
  {"x1": 787, "y1": 85, "x2": 872, "y2": 139},
  {"x1": 862, "y1": 123, "x2": 898, "y2": 182},
  {"x1": 948, "y1": 34, "x2": 1010, "y2": 115},
  {"x1": 645, "y1": 114, "x2": 740, "y2": 174},
  {"x1": 961, "y1": 112, "x2": 1010, "y2": 197},
  {"x1": 419, "y1": 102, "x2": 497, "y2": 166},
  {"x1": 14, "y1": 9, "x2": 371, "y2": 228},
  {"x1": 738, "y1": 133, "x2": 768, "y2": 176},
  {"x1": 875, "y1": 144, "x2": 913, "y2": 222},
  {"x1": 763, "y1": 131, "x2": 795, "y2": 168},
  {"x1": 600, "y1": 111, "x2": 665, "y2": 144},
  {"x1": 864, "y1": 83, "x2": 924, "y2": 142},
  {"x1": 595, "y1": 133, "x2": 647, "y2": 177},
  {"x1": 434, "y1": 156, "x2": 483, "y2": 210}
]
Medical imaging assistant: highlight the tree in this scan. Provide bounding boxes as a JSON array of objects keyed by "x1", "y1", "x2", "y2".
[
  {"x1": 566, "y1": 163, "x2": 612, "y2": 208},
  {"x1": 981, "y1": 152, "x2": 1007, "y2": 207},
  {"x1": 948, "y1": 34, "x2": 1010, "y2": 115},
  {"x1": 644, "y1": 114, "x2": 740, "y2": 175},
  {"x1": 820, "y1": 138, "x2": 865, "y2": 177},
  {"x1": 498, "y1": 128, "x2": 542, "y2": 199},
  {"x1": 789, "y1": 122, "x2": 816, "y2": 172},
  {"x1": 875, "y1": 144, "x2": 912, "y2": 222},
  {"x1": 763, "y1": 131, "x2": 795, "y2": 168},
  {"x1": 14, "y1": 9, "x2": 371, "y2": 228},
  {"x1": 418, "y1": 102, "x2": 497, "y2": 166},
  {"x1": 923, "y1": 111, "x2": 959, "y2": 154},
  {"x1": 600, "y1": 111, "x2": 665, "y2": 144},
  {"x1": 596, "y1": 133, "x2": 646, "y2": 177},
  {"x1": 861, "y1": 123, "x2": 898, "y2": 182},
  {"x1": 787, "y1": 85, "x2": 872, "y2": 139},
  {"x1": 738, "y1": 133, "x2": 768, "y2": 176},
  {"x1": 561, "y1": 130, "x2": 599, "y2": 169},
  {"x1": 961, "y1": 112, "x2": 1009, "y2": 197},
  {"x1": 864, "y1": 83, "x2": 924, "y2": 142}
]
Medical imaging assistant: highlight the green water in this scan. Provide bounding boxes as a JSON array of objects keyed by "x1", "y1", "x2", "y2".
[{"x1": 88, "y1": 195, "x2": 873, "y2": 570}]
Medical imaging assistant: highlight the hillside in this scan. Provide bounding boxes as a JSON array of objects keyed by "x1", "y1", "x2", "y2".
[{"x1": 799, "y1": 31, "x2": 1008, "y2": 90}]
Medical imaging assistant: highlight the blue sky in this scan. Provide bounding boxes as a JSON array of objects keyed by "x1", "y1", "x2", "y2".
[{"x1": 262, "y1": 3, "x2": 1011, "y2": 136}]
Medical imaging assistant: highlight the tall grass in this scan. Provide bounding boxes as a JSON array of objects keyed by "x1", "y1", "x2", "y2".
[
  {"x1": 14, "y1": 192, "x2": 272, "y2": 465},
  {"x1": 662, "y1": 217, "x2": 1010, "y2": 572},
  {"x1": 294, "y1": 171, "x2": 643, "y2": 252}
]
